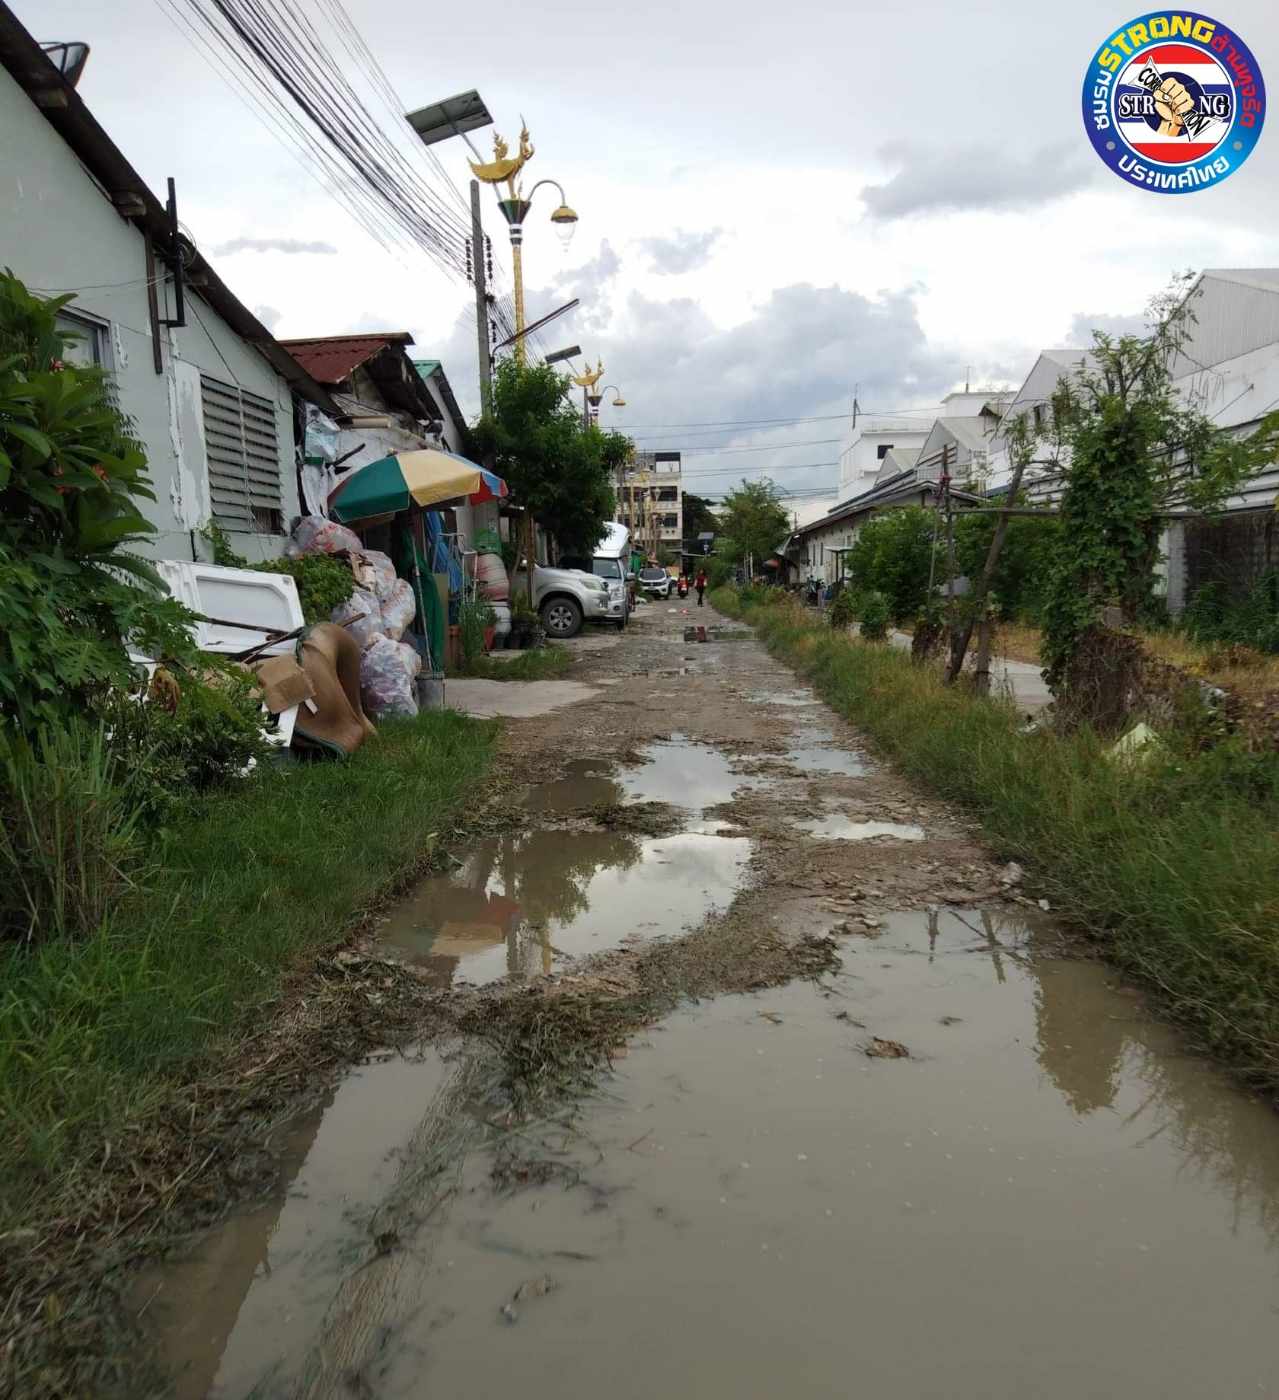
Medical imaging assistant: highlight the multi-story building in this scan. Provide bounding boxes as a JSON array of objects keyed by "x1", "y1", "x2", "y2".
[{"x1": 618, "y1": 450, "x2": 682, "y2": 559}]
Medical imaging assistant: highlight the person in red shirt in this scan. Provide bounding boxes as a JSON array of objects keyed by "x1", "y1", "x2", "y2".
[{"x1": 695, "y1": 568, "x2": 707, "y2": 607}]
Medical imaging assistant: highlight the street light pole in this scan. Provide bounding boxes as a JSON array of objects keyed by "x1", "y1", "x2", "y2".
[
  {"x1": 470, "y1": 179, "x2": 492, "y2": 417},
  {"x1": 469, "y1": 126, "x2": 578, "y2": 365}
]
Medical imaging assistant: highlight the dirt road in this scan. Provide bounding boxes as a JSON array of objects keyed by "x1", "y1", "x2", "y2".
[{"x1": 139, "y1": 601, "x2": 1279, "y2": 1398}]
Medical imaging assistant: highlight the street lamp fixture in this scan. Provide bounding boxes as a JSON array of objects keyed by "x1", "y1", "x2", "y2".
[
  {"x1": 544, "y1": 344, "x2": 582, "y2": 366},
  {"x1": 601, "y1": 384, "x2": 626, "y2": 408},
  {"x1": 469, "y1": 126, "x2": 579, "y2": 363}
]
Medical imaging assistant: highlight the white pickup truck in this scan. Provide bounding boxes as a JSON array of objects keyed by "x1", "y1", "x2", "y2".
[{"x1": 508, "y1": 562, "x2": 614, "y2": 638}]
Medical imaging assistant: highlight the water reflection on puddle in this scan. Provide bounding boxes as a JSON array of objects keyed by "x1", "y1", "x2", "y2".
[
  {"x1": 135, "y1": 1051, "x2": 454, "y2": 1400},
  {"x1": 798, "y1": 815, "x2": 924, "y2": 841},
  {"x1": 379, "y1": 829, "x2": 748, "y2": 987},
  {"x1": 526, "y1": 739, "x2": 749, "y2": 818},
  {"x1": 397, "y1": 909, "x2": 1279, "y2": 1400},
  {"x1": 785, "y1": 742, "x2": 869, "y2": 778},
  {"x1": 142, "y1": 909, "x2": 1279, "y2": 1399}
]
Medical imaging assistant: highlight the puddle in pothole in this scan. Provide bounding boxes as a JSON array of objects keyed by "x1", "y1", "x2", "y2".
[
  {"x1": 383, "y1": 910, "x2": 1279, "y2": 1399},
  {"x1": 378, "y1": 827, "x2": 748, "y2": 987},
  {"x1": 797, "y1": 815, "x2": 924, "y2": 841},
  {"x1": 135, "y1": 1047, "x2": 460, "y2": 1400},
  {"x1": 143, "y1": 909, "x2": 1279, "y2": 1399},
  {"x1": 746, "y1": 689, "x2": 822, "y2": 707},
  {"x1": 785, "y1": 742, "x2": 869, "y2": 777},
  {"x1": 526, "y1": 739, "x2": 749, "y2": 821}
]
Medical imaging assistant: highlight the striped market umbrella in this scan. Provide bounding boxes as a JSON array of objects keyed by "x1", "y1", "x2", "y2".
[{"x1": 328, "y1": 449, "x2": 508, "y2": 523}]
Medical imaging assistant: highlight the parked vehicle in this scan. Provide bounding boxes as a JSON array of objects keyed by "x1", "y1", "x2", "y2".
[
  {"x1": 557, "y1": 522, "x2": 630, "y2": 629},
  {"x1": 639, "y1": 566, "x2": 672, "y2": 599},
  {"x1": 508, "y1": 562, "x2": 612, "y2": 639},
  {"x1": 677, "y1": 576, "x2": 689, "y2": 598}
]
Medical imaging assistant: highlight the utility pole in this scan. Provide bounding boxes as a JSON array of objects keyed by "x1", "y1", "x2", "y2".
[
  {"x1": 941, "y1": 443, "x2": 959, "y2": 662},
  {"x1": 470, "y1": 180, "x2": 492, "y2": 418},
  {"x1": 947, "y1": 427, "x2": 1034, "y2": 688}
]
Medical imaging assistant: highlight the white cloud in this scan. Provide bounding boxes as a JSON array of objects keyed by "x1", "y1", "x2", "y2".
[
  {"x1": 860, "y1": 143, "x2": 1100, "y2": 220},
  {"x1": 211, "y1": 237, "x2": 338, "y2": 256},
  {"x1": 637, "y1": 228, "x2": 723, "y2": 276}
]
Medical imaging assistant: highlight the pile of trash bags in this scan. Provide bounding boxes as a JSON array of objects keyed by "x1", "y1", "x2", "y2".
[{"x1": 286, "y1": 515, "x2": 424, "y2": 721}]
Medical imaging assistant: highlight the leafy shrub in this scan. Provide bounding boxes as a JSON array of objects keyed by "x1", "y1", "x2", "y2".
[
  {"x1": 828, "y1": 589, "x2": 857, "y2": 631},
  {"x1": 955, "y1": 509, "x2": 1061, "y2": 622},
  {"x1": 0, "y1": 722, "x2": 145, "y2": 945},
  {"x1": 202, "y1": 521, "x2": 354, "y2": 623},
  {"x1": 102, "y1": 663, "x2": 274, "y2": 827},
  {"x1": 845, "y1": 507, "x2": 938, "y2": 624},
  {"x1": 0, "y1": 271, "x2": 198, "y2": 733},
  {"x1": 1182, "y1": 574, "x2": 1279, "y2": 655},
  {"x1": 458, "y1": 597, "x2": 496, "y2": 666},
  {"x1": 859, "y1": 590, "x2": 890, "y2": 641}
]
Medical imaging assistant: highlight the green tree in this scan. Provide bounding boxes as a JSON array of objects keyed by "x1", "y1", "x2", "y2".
[
  {"x1": 1040, "y1": 276, "x2": 1279, "y2": 716},
  {"x1": 845, "y1": 506, "x2": 938, "y2": 623},
  {"x1": 0, "y1": 271, "x2": 196, "y2": 732},
  {"x1": 955, "y1": 500, "x2": 1060, "y2": 621},
  {"x1": 717, "y1": 478, "x2": 789, "y2": 575},
  {"x1": 682, "y1": 492, "x2": 719, "y2": 543},
  {"x1": 472, "y1": 360, "x2": 625, "y2": 577}
]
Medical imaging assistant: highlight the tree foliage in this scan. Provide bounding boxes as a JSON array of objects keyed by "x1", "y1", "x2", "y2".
[
  {"x1": 716, "y1": 478, "x2": 790, "y2": 572},
  {"x1": 471, "y1": 359, "x2": 625, "y2": 557},
  {"x1": 845, "y1": 505, "x2": 938, "y2": 624},
  {"x1": 1039, "y1": 275, "x2": 1279, "y2": 699},
  {"x1": 682, "y1": 492, "x2": 719, "y2": 542},
  {"x1": 955, "y1": 502, "x2": 1060, "y2": 621},
  {"x1": 0, "y1": 271, "x2": 197, "y2": 732}
]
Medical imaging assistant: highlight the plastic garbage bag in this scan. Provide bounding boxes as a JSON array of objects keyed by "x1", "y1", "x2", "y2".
[
  {"x1": 379, "y1": 578, "x2": 416, "y2": 640},
  {"x1": 286, "y1": 514, "x2": 363, "y2": 559},
  {"x1": 331, "y1": 587, "x2": 381, "y2": 650},
  {"x1": 360, "y1": 632, "x2": 419, "y2": 719},
  {"x1": 353, "y1": 549, "x2": 397, "y2": 599}
]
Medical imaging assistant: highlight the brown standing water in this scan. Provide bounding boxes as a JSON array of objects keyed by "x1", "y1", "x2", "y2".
[
  {"x1": 136, "y1": 610, "x2": 1279, "y2": 1398},
  {"x1": 142, "y1": 908, "x2": 1279, "y2": 1399}
]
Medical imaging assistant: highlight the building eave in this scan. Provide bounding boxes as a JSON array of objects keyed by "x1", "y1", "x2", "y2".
[{"x1": 0, "y1": 1, "x2": 337, "y2": 415}]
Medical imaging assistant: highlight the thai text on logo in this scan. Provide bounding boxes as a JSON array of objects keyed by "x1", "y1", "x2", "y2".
[{"x1": 1082, "y1": 11, "x2": 1265, "y2": 193}]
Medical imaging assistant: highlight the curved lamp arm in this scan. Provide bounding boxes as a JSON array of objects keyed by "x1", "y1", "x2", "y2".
[{"x1": 527, "y1": 179, "x2": 579, "y2": 244}]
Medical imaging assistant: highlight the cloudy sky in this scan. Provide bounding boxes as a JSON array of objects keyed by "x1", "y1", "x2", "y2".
[{"x1": 17, "y1": 0, "x2": 1279, "y2": 504}]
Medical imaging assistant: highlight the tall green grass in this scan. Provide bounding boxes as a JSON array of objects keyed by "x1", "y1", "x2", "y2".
[
  {"x1": 0, "y1": 711, "x2": 495, "y2": 1220},
  {"x1": 715, "y1": 589, "x2": 1279, "y2": 1091}
]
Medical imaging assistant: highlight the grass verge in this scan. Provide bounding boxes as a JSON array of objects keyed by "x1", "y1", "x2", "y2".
[
  {"x1": 0, "y1": 710, "x2": 496, "y2": 1229},
  {"x1": 714, "y1": 588, "x2": 1279, "y2": 1093},
  {"x1": 457, "y1": 646, "x2": 574, "y2": 681}
]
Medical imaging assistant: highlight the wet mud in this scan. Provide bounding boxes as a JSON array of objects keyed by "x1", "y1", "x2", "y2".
[{"x1": 135, "y1": 602, "x2": 1279, "y2": 1399}]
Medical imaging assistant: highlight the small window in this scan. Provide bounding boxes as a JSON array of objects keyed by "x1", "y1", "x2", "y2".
[
  {"x1": 56, "y1": 310, "x2": 112, "y2": 370},
  {"x1": 201, "y1": 373, "x2": 282, "y2": 534},
  {"x1": 877, "y1": 443, "x2": 893, "y2": 460},
  {"x1": 1033, "y1": 404, "x2": 1047, "y2": 430}
]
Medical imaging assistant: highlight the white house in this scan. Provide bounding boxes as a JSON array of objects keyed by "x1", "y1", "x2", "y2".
[
  {"x1": 0, "y1": 6, "x2": 338, "y2": 562},
  {"x1": 837, "y1": 390, "x2": 1013, "y2": 502},
  {"x1": 1163, "y1": 269, "x2": 1279, "y2": 610}
]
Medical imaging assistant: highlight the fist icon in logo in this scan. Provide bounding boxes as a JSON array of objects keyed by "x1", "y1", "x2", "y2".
[{"x1": 1154, "y1": 76, "x2": 1195, "y2": 137}]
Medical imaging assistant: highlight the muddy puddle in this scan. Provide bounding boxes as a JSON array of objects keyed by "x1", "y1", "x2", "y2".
[
  {"x1": 380, "y1": 740, "x2": 752, "y2": 986},
  {"x1": 378, "y1": 828, "x2": 748, "y2": 986},
  {"x1": 797, "y1": 814, "x2": 924, "y2": 840},
  {"x1": 146, "y1": 909, "x2": 1279, "y2": 1398},
  {"x1": 784, "y1": 726, "x2": 870, "y2": 777},
  {"x1": 135, "y1": 1048, "x2": 461, "y2": 1400}
]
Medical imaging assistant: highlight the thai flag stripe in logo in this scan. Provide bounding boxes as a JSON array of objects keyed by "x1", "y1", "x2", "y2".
[{"x1": 1116, "y1": 47, "x2": 1233, "y2": 163}]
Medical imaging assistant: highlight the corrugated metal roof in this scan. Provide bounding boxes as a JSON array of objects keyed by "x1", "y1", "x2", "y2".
[{"x1": 279, "y1": 333, "x2": 414, "y2": 386}]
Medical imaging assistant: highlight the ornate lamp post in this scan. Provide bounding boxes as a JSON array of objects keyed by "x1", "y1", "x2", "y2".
[
  {"x1": 469, "y1": 124, "x2": 578, "y2": 365},
  {"x1": 570, "y1": 359, "x2": 606, "y2": 427}
]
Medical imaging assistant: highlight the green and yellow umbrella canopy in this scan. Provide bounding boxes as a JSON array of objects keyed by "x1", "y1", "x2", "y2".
[{"x1": 328, "y1": 449, "x2": 508, "y2": 524}]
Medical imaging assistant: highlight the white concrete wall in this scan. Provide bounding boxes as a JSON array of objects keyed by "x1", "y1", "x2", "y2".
[
  {"x1": 838, "y1": 423, "x2": 933, "y2": 500},
  {"x1": 0, "y1": 67, "x2": 298, "y2": 564}
]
